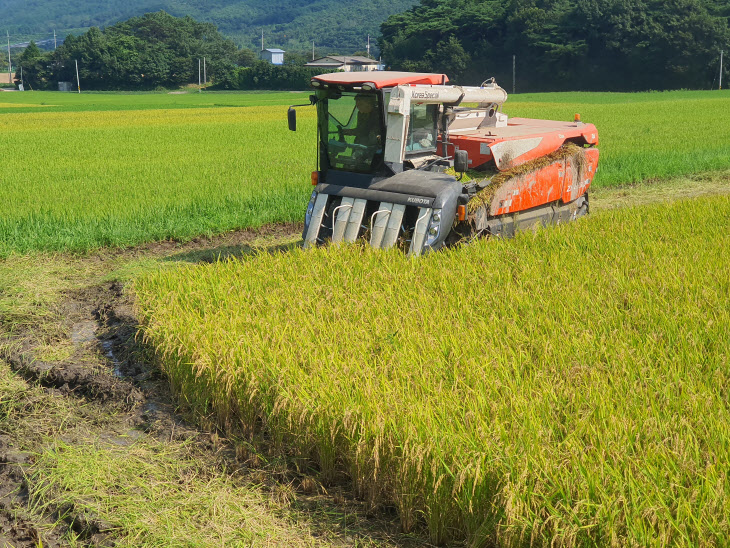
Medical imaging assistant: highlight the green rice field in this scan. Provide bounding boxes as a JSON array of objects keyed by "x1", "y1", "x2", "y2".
[
  {"x1": 0, "y1": 88, "x2": 728, "y2": 255},
  {"x1": 135, "y1": 195, "x2": 730, "y2": 546},
  {"x1": 2, "y1": 87, "x2": 729, "y2": 545}
]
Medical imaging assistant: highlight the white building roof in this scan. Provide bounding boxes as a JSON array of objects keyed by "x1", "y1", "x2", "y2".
[{"x1": 306, "y1": 56, "x2": 378, "y2": 66}]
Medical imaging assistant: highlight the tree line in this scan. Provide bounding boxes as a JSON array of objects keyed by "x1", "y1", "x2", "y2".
[
  {"x1": 378, "y1": 0, "x2": 729, "y2": 91},
  {"x1": 13, "y1": 11, "x2": 344, "y2": 91},
  {"x1": 3, "y1": 0, "x2": 417, "y2": 58},
  {"x1": 15, "y1": 11, "x2": 255, "y2": 90}
]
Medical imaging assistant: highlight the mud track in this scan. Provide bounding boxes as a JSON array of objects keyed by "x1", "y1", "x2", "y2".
[
  {"x1": 0, "y1": 225, "x2": 301, "y2": 547},
  {"x1": 0, "y1": 278, "x2": 208, "y2": 547}
]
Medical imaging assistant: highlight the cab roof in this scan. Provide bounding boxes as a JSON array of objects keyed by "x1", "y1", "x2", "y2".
[{"x1": 311, "y1": 71, "x2": 449, "y2": 89}]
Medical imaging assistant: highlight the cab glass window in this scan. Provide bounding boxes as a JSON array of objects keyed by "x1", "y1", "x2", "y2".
[
  {"x1": 405, "y1": 103, "x2": 438, "y2": 154},
  {"x1": 317, "y1": 90, "x2": 384, "y2": 173}
]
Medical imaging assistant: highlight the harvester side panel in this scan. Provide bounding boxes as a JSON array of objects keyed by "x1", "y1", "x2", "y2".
[
  {"x1": 344, "y1": 199, "x2": 367, "y2": 242},
  {"x1": 562, "y1": 148, "x2": 599, "y2": 204},
  {"x1": 491, "y1": 163, "x2": 564, "y2": 216},
  {"x1": 332, "y1": 197, "x2": 355, "y2": 243},
  {"x1": 304, "y1": 193, "x2": 329, "y2": 248},
  {"x1": 369, "y1": 203, "x2": 394, "y2": 248},
  {"x1": 488, "y1": 149, "x2": 599, "y2": 217},
  {"x1": 381, "y1": 204, "x2": 405, "y2": 249},
  {"x1": 408, "y1": 207, "x2": 433, "y2": 257}
]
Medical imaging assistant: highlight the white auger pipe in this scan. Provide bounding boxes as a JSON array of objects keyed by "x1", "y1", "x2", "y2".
[{"x1": 400, "y1": 84, "x2": 508, "y2": 106}]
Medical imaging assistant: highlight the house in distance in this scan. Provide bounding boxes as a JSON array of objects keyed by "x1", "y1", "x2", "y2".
[
  {"x1": 305, "y1": 55, "x2": 379, "y2": 72},
  {"x1": 260, "y1": 48, "x2": 285, "y2": 65}
]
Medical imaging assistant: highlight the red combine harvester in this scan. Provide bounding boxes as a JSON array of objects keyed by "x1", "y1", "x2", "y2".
[{"x1": 287, "y1": 71, "x2": 599, "y2": 255}]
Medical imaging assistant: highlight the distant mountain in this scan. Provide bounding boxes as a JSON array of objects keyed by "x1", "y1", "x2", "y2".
[{"x1": 0, "y1": 0, "x2": 417, "y2": 55}]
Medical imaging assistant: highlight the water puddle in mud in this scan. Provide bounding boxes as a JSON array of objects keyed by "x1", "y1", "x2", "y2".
[
  {"x1": 101, "y1": 340, "x2": 124, "y2": 378},
  {"x1": 70, "y1": 320, "x2": 97, "y2": 344},
  {"x1": 72, "y1": 321, "x2": 125, "y2": 378}
]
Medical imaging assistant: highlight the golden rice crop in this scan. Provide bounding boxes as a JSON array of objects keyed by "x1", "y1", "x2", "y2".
[{"x1": 135, "y1": 195, "x2": 730, "y2": 546}]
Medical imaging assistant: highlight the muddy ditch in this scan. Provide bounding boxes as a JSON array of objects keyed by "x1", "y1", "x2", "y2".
[{"x1": 0, "y1": 279, "x2": 191, "y2": 547}]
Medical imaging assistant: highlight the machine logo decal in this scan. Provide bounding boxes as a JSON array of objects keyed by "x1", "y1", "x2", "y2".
[
  {"x1": 411, "y1": 91, "x2": 439, "y2": 100},
  {"x1": 407, "y1": 197, "x2": 431, "y2": 205}
]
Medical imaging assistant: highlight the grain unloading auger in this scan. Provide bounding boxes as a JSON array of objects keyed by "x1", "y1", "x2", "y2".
[{"x1": 287, "y1": 71, "x2": 599, "y2": 255}]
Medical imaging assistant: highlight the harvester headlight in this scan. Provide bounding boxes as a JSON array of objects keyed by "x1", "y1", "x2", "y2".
[
  {"x1": 361, "y1": 82, "x2": 375, "y2": 91},
  {"x1": 305, "y1": 191, "x2": 318, "y2": 217},
  {"x1": 424, "y1": 209, "x2": 443, "y2": 248}
]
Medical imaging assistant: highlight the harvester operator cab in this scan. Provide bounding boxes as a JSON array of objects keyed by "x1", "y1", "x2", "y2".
[
  {"x1": 317, "y1": 89, "x2": 385, "y2": 173},
  {"x1": 315, "y1": 87, "x2": 442, "y2": 174}
]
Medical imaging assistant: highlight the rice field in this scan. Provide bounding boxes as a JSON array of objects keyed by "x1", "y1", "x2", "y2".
[
  {"x1": 2, "y1": 87, "x2": 729, "y2": 545},
  {"x1": 135, "y1": 194, "x2": 730, "y2": 546},
  {"x1": 503, "y1": 90, "x2": 730, "y2": 185},
  {"x1": 0, "y1": 88, "x2": 728, "y2": 255},
  {"x1": 0, "y1": 96, "x2": 315, "y2": 255}
]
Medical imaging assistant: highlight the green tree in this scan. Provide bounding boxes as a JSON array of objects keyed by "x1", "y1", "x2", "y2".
[
  {"x1": 15, "y1": 41, "x2": 52, "y2": 90},
  {"x1": 284, "y1": 51, "x2": 310, "y2": 66},
  {"x1": 50, "y1": 11, "x2": 240, "y2": 90},
  {"x1": 427, "y1": 36, "x2": 470, "y2": 80},
  {"x1": 237, "y1": 48, "x2": 258, "y2": 67}
]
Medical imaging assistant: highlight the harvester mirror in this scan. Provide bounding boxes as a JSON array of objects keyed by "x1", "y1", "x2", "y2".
[
  {"x1": 454, "y1": 150, "x2": 469, "y2": 173},
  {"x1": 288, "y1": 107, "x2": 297, "y2": 131}
]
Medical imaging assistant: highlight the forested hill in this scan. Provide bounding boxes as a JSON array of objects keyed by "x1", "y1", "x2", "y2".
[
  {"x1": 1, "y1": 0, "x2": 417, "y2": 55},
  {"x1": 379, "y1": 0, "x2": 730, "y2": 91}
]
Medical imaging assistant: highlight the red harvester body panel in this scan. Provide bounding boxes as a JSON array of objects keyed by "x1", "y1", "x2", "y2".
[
  {"x1": 447, "y1": 117, "x2": 599, "y2": 216},
  {"x1": 449, "y1": 117, "x2": 599, "y2": 171}
]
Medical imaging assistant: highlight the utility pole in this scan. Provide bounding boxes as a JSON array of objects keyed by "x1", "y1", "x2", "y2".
[
  {"x1": 75, "y1": 59, "x2": 80, "y2": 93},
  {"x1": 7, "y1": 32, "x2": 11, "y2": 84},
  {"x1": 367, "y1": 35, "x2": 370, "y2": 58},
  {"x1": 512, "y1": 55, "x2": 516, "y2": 94},
  {"x1": 54, "y1": 29, "x2": 57, "y2": 50},
  {"x1": 198, "y1": 58, "x2": 201, "y2": 92},
  {"x1": 261, "y1": 29, "x2": 264, "y2": 51},
  {"x1": 312, "y1": 41, "x2": 315, "y2": 61},
  {"x1": 720, "y1": 49, "x2": 723, "y2": 90},
  {"x1": 203, "y1": 57, "x2": 206, "y2": 85}
]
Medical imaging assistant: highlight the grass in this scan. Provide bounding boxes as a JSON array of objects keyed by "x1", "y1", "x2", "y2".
[
  {"x1": 135, "y1": 194, "x2": 730, "y2": 546},
  {"x1": 590, "y1": 170, "x2": 730, "y2": 210},
  {"x1": 0, "y1": 88, "x2": 728, "y2": 255},
  {"x1": 0, "y1": 361, "x2": 111, "y2": 450},
  {"x1": 0, "y1": 357, "x2": 333, "y2": 547},
  {"x1": 29, "y1": 440, "x2": 324, "y2": 547},
  {"x1": 0, "y1": 254, "x2": 87, "y2": 349},
  {"x1": 0, "y1": 89, "x2": 311, "y2": 114},
  {"x1": 0, "y1": 104, "x2": 316, "y2": 255}
]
